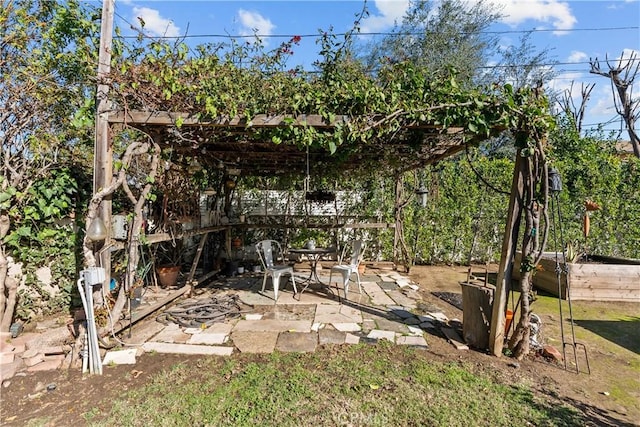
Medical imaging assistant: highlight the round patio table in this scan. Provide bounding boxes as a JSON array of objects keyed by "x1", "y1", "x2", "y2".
[{"x1": 288, "y1": 247, "x2": 336, "y2": 298}]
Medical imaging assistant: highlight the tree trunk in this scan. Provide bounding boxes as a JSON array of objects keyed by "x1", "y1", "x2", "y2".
[
  {"x1": 0, "y1": 277, "x2": 17, "y2": 332},
  {"x1": 0, "y1": 215, "x2": 10, "y2": 332},
  {"x1": 103, "y1": 142, "x2": 159, "y2": 336}
]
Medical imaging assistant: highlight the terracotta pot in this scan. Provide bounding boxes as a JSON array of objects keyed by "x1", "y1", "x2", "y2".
[
  {"x1": 156, "y1": 265, "x2": 181, "y2": 288},
  {"x1": 357, "y1": 264, "x2": 366, "y2": 275},
  {"x1": 232, "y1": 237, "x2": 242, "y2": 249}
]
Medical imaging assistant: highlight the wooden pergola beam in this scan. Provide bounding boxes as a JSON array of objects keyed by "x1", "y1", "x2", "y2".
[{"x1": 108, "y1": 110, "x2": 466, "y2": 133}]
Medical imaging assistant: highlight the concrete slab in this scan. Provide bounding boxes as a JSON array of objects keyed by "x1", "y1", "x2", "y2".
[
  {"x1": 263, "y1": 304, "x2": 316, "y2": 321},
  {"x1": 318, "y1": 329, "x2": 346, "y2": 345},
  {"x1": 407, "y1": 325, "x2": 424, "y2": 336},
  {"x1": 386, "y1": 291, "x2": 418, "y2": 308},
  {"x1": 332, "y1": 323, "x2": 361, "y2": 332},
  {"x1": 245, "y1": 313, "x2": 263, "y2": 320},
  {"x1": 379, "y1": 281, "x2": 398, "y2": 290},
  {"x1": 276, "y1": 332, "x2": 318, "y2": 353},
  {"x1": 345, "y1": 333, "x2": 361, "y2": 344},
  {"x1": 142, "y1": 342, "x2": 234, "y2": 356},
  {"x1": 184, "y1": 327, "x2": 204, "y2": 334},
  {"x1": 362, "y1": 282, "x2": 396, "y2": 306},
  {"x1": 374, "y1": 317, "x2": 410, "y2": 334},
  {"x1": 204, "y1": 323, "x2": 234, "y2": 334},
  {"x1": 397, "y1": 335, "x2": 428, "y2": 348},
  {"x1": 367, "y1": 330, "x2": 396, "y2": 342},
  {"x1": 314, "y1": 304, "x2": 363, "y2": 324},
  {"x1": 232, "y1": 319, "x2": 312, "y2": 333},
  {"x1": 102, "y1": 348, "x2": 137, "y2": 365},
  {"x1": 187, "y1": 333, "x2": 228, "y2": 345},
  {"x1": 126, "y1": 320, "x2": 165, "y2": 343},
  {"x1": 231, "y1": 331, "x2": 279, "y2": 353},
  {"x1": 153, "y1": 324, "x2": 192, "y2": 344},
  {"x1": 238, "y1": 290, "x2": 281, "y2": 306}
]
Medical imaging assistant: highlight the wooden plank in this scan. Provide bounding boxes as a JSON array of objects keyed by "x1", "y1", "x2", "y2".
[
  {"x1": 570, "y1": 281, "x2": 640, "y2": 290},
  {"x1": 108, "y1": 111, "x2": 350, "y2": 128},
  {"x1": 572, "y1": 264, "x2": 640, "y2": 276},
  {"x1": 111, "y1": 284, "x2": 191, "y2": 334},
  {"x1": 460, "y1": 282, "x2": 494, "y2": 350},
  {"x1": 441, "y1": 326, "x2": 469, "y2": 350}
]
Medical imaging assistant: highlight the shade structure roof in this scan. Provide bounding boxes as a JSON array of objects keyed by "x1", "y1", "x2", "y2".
[{"x1": 108, "y1": 110, "x2": 495, "y2": 178}]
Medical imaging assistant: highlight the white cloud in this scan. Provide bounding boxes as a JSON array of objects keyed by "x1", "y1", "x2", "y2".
[
  {"x1": 360, "y1": 0, "x2": 410, "y2": 33},
  {"x1": 237, "y1": 9, "x2": 275, "y2": 43},
  {"x1": 132, "y1": 7, "x2": 180, "y2": 38},
  {"x1": 567, "y1": 50, "x2": 588, "y2": 63},
  {"x1": 588, "y1": 85, "x2": 617, "y2": 120},
  {"x1": 495, "y1": 0, "x2": 577, "y2": 35}
]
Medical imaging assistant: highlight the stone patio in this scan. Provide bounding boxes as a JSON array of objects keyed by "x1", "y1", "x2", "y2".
[
  {"x1": 123, "y1": 267, "x2": 445, "y2": 358},
  {"x1": 1, "y1": 266, "x2": 451, "y2": 379}
]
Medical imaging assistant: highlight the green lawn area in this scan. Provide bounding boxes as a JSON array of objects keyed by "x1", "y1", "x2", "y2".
[{"x1": 84, "y1": 341, "x2": 585, "y2": 427}]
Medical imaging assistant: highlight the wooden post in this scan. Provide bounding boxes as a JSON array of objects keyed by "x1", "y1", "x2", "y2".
[
  {"x1": 489, "y1": 152, "x2": 525, "y2": 356},
  {"x1": 94, "y1": 0, "x2": 115, "y2": 288}
]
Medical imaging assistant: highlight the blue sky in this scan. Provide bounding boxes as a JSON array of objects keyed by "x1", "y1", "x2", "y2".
[{"x1": 109, "y1": 0, "x2": 639, "y2": 136}]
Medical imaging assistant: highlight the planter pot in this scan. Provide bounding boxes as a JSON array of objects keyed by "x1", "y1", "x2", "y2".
[
  {"x1": 357, "y1": 264, "x2": 366, "y2": 275},
  {"x1": 156, "y1": 265, "x2": 181, "y2": 288}
]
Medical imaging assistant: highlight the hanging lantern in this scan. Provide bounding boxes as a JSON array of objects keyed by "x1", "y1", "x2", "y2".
[
  {"x1": 415, "y1": 186, "x2": 429, "y2": 208},
  {"x1": 87, "y1": 217, "x2": 108, "y2": 242},
  {"x1": 225, "y1": 178, "x2": 236, "y2": 190},
  {"x1": 548, "y1": 168, "x2": 562, "y2": 193}
]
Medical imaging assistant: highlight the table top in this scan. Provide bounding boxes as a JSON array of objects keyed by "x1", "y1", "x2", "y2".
[{"x1": 288, "y1": 247, "x2": 334, "y2": 255}]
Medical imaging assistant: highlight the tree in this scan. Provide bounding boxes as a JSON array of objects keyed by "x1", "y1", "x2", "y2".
[
  {"x1": 590, "y1": 51, "x2": 640, "y2": 158},
  {"x1": 557, "y1": 81, "x2": 595, "y2": 134},
  {"x1": 0, "y1": 0, "x2": 98, "y2": 330},
  {"x1": 492, "y1": 32, "x2": 557, "y2": 90},
  {"x1": 360, "y1": 0, "x2": 502, "y2": 84}
]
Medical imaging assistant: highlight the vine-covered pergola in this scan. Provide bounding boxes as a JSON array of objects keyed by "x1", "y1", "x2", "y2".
[{"x1": 82, "y1": 7, "x2": 556, "y2": 364}]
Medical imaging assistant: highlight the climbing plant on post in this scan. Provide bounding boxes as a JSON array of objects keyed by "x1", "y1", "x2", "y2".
[{"x1": 507, "y1": 86, "x2": 552, "y2": 360}]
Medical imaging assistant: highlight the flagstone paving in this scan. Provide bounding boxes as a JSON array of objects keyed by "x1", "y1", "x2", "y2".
[
  {"x1": 276, "y1": 331, "x2": 318, "y2": 353},
  {"x1": 231, "y1": 331, "x2": 279, "y2": 353},
  {"x1": 131, "y1": 269, "x2": 455, "y2": 357}
]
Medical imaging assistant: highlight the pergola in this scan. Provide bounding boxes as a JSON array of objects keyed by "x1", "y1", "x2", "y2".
[
  {"x1": 91, "y1": 106, "x2": 529, "y2": 361},
  {"x1": 84, "y1": 3, "x2": 552, "y2": 365},
  {"x1": 107, "y1": 111, "x2": 481, "y2": 177}
]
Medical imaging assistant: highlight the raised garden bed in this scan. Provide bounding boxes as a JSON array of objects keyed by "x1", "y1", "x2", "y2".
[{"x1": 513, "y1": 252, "x2": 640, "y2": 303}]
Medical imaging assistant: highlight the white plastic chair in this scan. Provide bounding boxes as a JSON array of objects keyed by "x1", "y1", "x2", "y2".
[
  {"x1": 329, "y1": 239, "x2": 364, "y2": 299},
  {"x1": 255, "y1": 240, "x2": 297, "y2": 301}
]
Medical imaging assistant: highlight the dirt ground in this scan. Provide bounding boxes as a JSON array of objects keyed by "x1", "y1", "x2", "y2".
[{"x1": 1, "y1": 264, "x2": 638, "y2": 426}]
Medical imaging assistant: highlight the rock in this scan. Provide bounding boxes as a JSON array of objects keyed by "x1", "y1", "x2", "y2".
[
  {"x1": 508, "y1": 362, "x2": 520, "y2": 369},
  {"x1": 0, "y1": 358, "x2": 24, "y2": 381},
  {"x1": 543, "y1": 345, "x2": 563, "y2": 361}
]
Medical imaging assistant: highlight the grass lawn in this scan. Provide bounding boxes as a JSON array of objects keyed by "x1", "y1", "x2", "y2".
[{"x1": 84, "y1": 341, "x2": 585, "y2": 427}]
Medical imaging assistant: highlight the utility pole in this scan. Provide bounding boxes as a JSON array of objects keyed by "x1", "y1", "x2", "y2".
[{"x1": 94, "y1": 0, "x2": 115, "y2": 291}]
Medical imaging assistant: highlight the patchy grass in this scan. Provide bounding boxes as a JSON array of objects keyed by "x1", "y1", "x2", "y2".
[
  {"x1": 523, "y1": 293, "x2": 640, "y2": 412},
  {"x1": 88, "y1": 342, "x2": 585, "y2": 426}
]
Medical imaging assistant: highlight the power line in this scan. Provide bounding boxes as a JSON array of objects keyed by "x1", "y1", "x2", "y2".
[{"x1": 112, "y1": 23, "x2": 640, "y2": 40}]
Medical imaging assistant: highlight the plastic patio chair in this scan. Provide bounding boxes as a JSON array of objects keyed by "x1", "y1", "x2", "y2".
[
  {"x1": 329, "y1": 239, "x2": 364, "y2": 299},
  {"x1": 255, "y1": 240, "x2": 297, "y2": 301}
]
